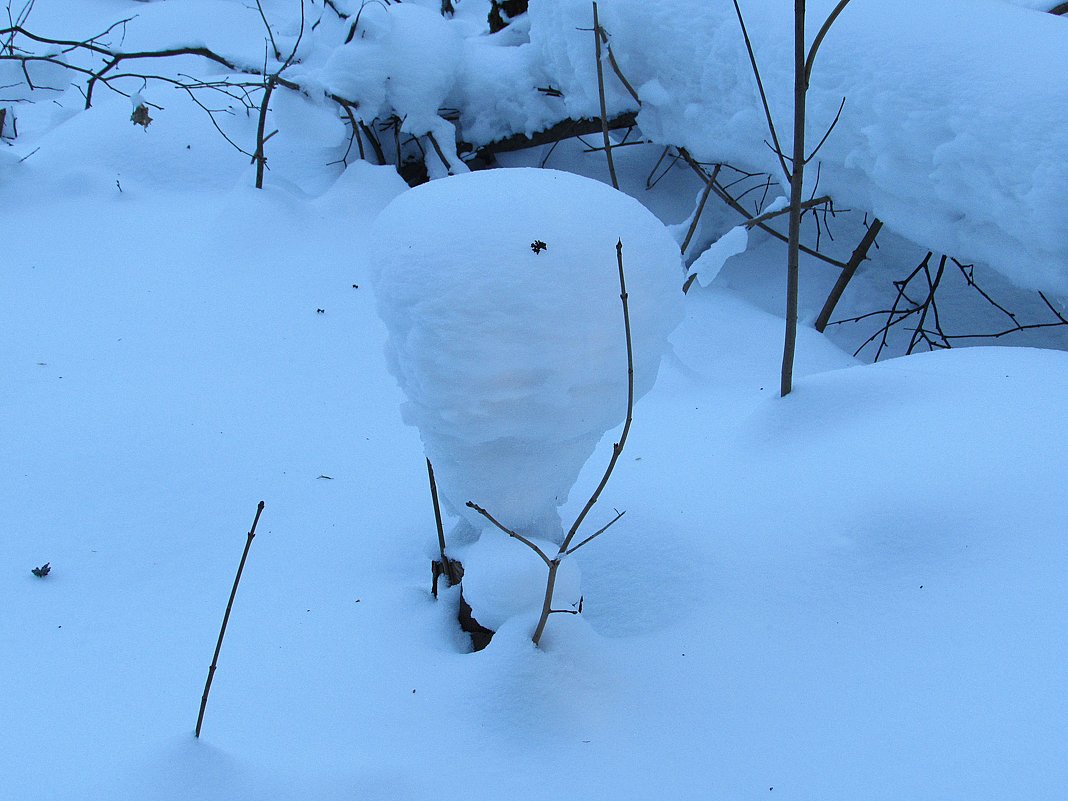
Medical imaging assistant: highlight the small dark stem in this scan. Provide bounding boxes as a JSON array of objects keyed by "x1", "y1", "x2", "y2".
[
  {"x1": 254, "y1": 76, "x2": 276, "y2": 188},
  {"x1": 195, "y1": 500, "x2": 265, "y2": 739},
  {"x1": 592, "y1": 2, "x2": 618, "y2": 189},
  {"x1": 746, "y1": 194, "x2": 830, "y2": 229},
  {"x1": 680, "y1": 164, "x2": 721, "y2": 256},
  {"x1": 565, "y1": 509, "x2": 625, "y2": 555},
  {"x1": 465, "y1": 502, "x2": 552, "y2": 566},
  {"x1": 427, "y1": 459, "x2": 459, "y2": 587},
  {"x1": 814, "y1": 218, "x2": 882, "y2": 332},
  {"x1": 730, "y1": 0, "x2": 791, "y2": 182},
  {"x1": 780, "y1": 0, "x2": 807, "y2": 398}
]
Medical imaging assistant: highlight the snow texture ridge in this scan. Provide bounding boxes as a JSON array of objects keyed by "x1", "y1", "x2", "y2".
[{"x1": 369, "y1": 168, "x2": 683, "y2": 541}]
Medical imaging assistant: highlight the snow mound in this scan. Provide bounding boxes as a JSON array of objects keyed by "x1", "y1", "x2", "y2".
[{"x1": 369, "y1": 168, "x2": 683, "y2": 540}]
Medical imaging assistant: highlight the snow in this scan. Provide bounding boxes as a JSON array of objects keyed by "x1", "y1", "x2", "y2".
[
  {"x1": 369, "y1": 168, "x2": 683, "y2": 541},
  {"x1": 446, "y1": 0, "x2": 1068, "y2": 294},
  {"x1": 3, "y1": 1, "x2": 1068, "y2": 800},
  {"x1": 319, "y1": 3, "x2": 462, "y2": 135},
  {"x1": 456, "y1": 534, "x2": 582, "y2": 631},
  {"x1": 690, "y1": 224, "x2": 749, "y2": 288}
]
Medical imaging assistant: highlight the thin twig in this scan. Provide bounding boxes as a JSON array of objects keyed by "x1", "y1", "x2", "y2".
[
  {"x1": 558, "y1": 239, "x2": 634, "y2": 556},
  {"x1": 565, "y1": 509, "x2": 625, "y2": 555},
  {"x1": 746, "y1": 194, "x2": 830, "y2": 229},
  {"x1": 814, "y1": 218, "x2": 882, "y2": 332},
  {"x1": 677, "y1": 149, "x2": 848, "y2": 271},
  {"x1": 592, "y1": 2, "x2": 618, "y2": 189},
  {"x1": 424, "y1": 129, "x2": 453, "y2": 173},
  {"x1": 278, "y1": 0, "x2": 305, "y2": 72},
  {"x1": 780, "y1": 0, "x2": 808, "y2": 397},
  {"x1": 426, "y1": 459, "x2": 460, "y2": 588},
  {"x1": 531, "y1": 239, "x2": 635, "y2": 647},
  {"x1": 804, "y1": 97, "x2": 845, "y2": 164},
  {"x1": 680, "y1": 163, "x2": 721, "y2": 255},
  {"x1": 195, "y1": 500, "x2": 265, "y2": 739},
  {"x1": 255, "y1": 0, "x2": 281, "y2": 61},
  {"x1": 730, "y1": 0, "x2": 790, "y2": 182},
  {"x1": 805, "y1": 0, "x2": 853, "y2": 86},
  {"x1": 465, "y1": 502, "x2": 552, "y2": 566},
  {"x1": 595, "y1": 24, "x2": 641, "y2": 106},
  {"x1": 906, "y1": 254, "x2": 947, "y2": 353}
]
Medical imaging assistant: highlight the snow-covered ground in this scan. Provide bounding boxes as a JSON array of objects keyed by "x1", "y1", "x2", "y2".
[{"x1": 3, "y1": 2, "x2": 1068, "y2": 800}]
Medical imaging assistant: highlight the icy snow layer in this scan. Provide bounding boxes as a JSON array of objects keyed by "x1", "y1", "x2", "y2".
[
  {"x1": 369, "y1": 168, "x2": 683, "y2": 540},
  {"x1": 456, "y1": 0, "x2": 1068, "y2": 294}
]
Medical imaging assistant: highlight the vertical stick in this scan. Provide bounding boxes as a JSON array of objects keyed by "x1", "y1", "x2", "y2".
[
  {"x1": 254, "y1": 78, "x2": 276, "y2": 189},
  {"x1": 426, "y1": 458, "x2": 459, "y2": 589},
  {"x1": 195, "y1": 500, "x2": 265, "y2": 739},
  {"x1": 592, "y1": 2, "x2": 619, "y2": 190},
  {"x1": 781, "y1": 0, "x2": 807, "y2": 397}
]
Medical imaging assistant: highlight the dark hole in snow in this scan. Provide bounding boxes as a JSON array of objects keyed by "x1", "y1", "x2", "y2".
[{"x1": 458, "y1": 585, "x2": 495, "y2": 651}]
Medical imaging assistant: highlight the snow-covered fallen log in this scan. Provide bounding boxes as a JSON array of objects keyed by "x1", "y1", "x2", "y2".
[{"x1": 454, "y1": 0, "x2": 1068, "y2": 294}]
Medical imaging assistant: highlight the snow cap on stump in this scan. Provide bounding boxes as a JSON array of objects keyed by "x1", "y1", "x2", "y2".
[{"x1": 370, "y1": 168, "x2": 683, "y2": 541}]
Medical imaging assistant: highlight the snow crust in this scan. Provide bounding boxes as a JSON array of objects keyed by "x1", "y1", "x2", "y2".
[{"x1": 369, "y1": 168, "x2": 683, "y2": 540}]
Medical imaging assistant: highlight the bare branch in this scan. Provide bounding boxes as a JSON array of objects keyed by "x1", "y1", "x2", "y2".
[
  {"x1": 677, "y1": 148, "x2": 849, "y2": 271},
  {"x1": 680, "y1": 163, "x2": 721, "y2": 255},
  {"x1": 559, "y1": 239, "x2": 635, "y2": 556},
  {"x1": 255, "y1": 0, "x2": 282, "y2": 61},
  {"x1": 730, "y1": 0, "x2": 791, "y2": 182},
  {"x1": 279, "y1": 0, "x2": 306, "y2": 72},
  {"x1": 465, "y1": 502, "x2": 553, "y2": 566},
  {"x1": 595, "y1": 22, "x2": 641, "y2": 105},
  {"x1": 805, "y1": 0, "x2": 852, "y2": 86},
  {"x1": 804, "y1": 96, "x2": 845, "y2": 164},
  {"x1": 592, "y1": 2, "x2": 618, "y2": 189},
  {"x1": 532, "y1": 240, "x2": 637, "y2": 647},
  {"x1": 424, "y1": 128, "x2": 455, "y2": 173},
  {"x1": 814, "y1": 218, "x2": 882, "y2": 332},
  {"x1": 565, "y1": 509, "x2": 625, "y2": 555},
  {"x1": 745, "y1": 194, "x2": 830, "y2": 229}
]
